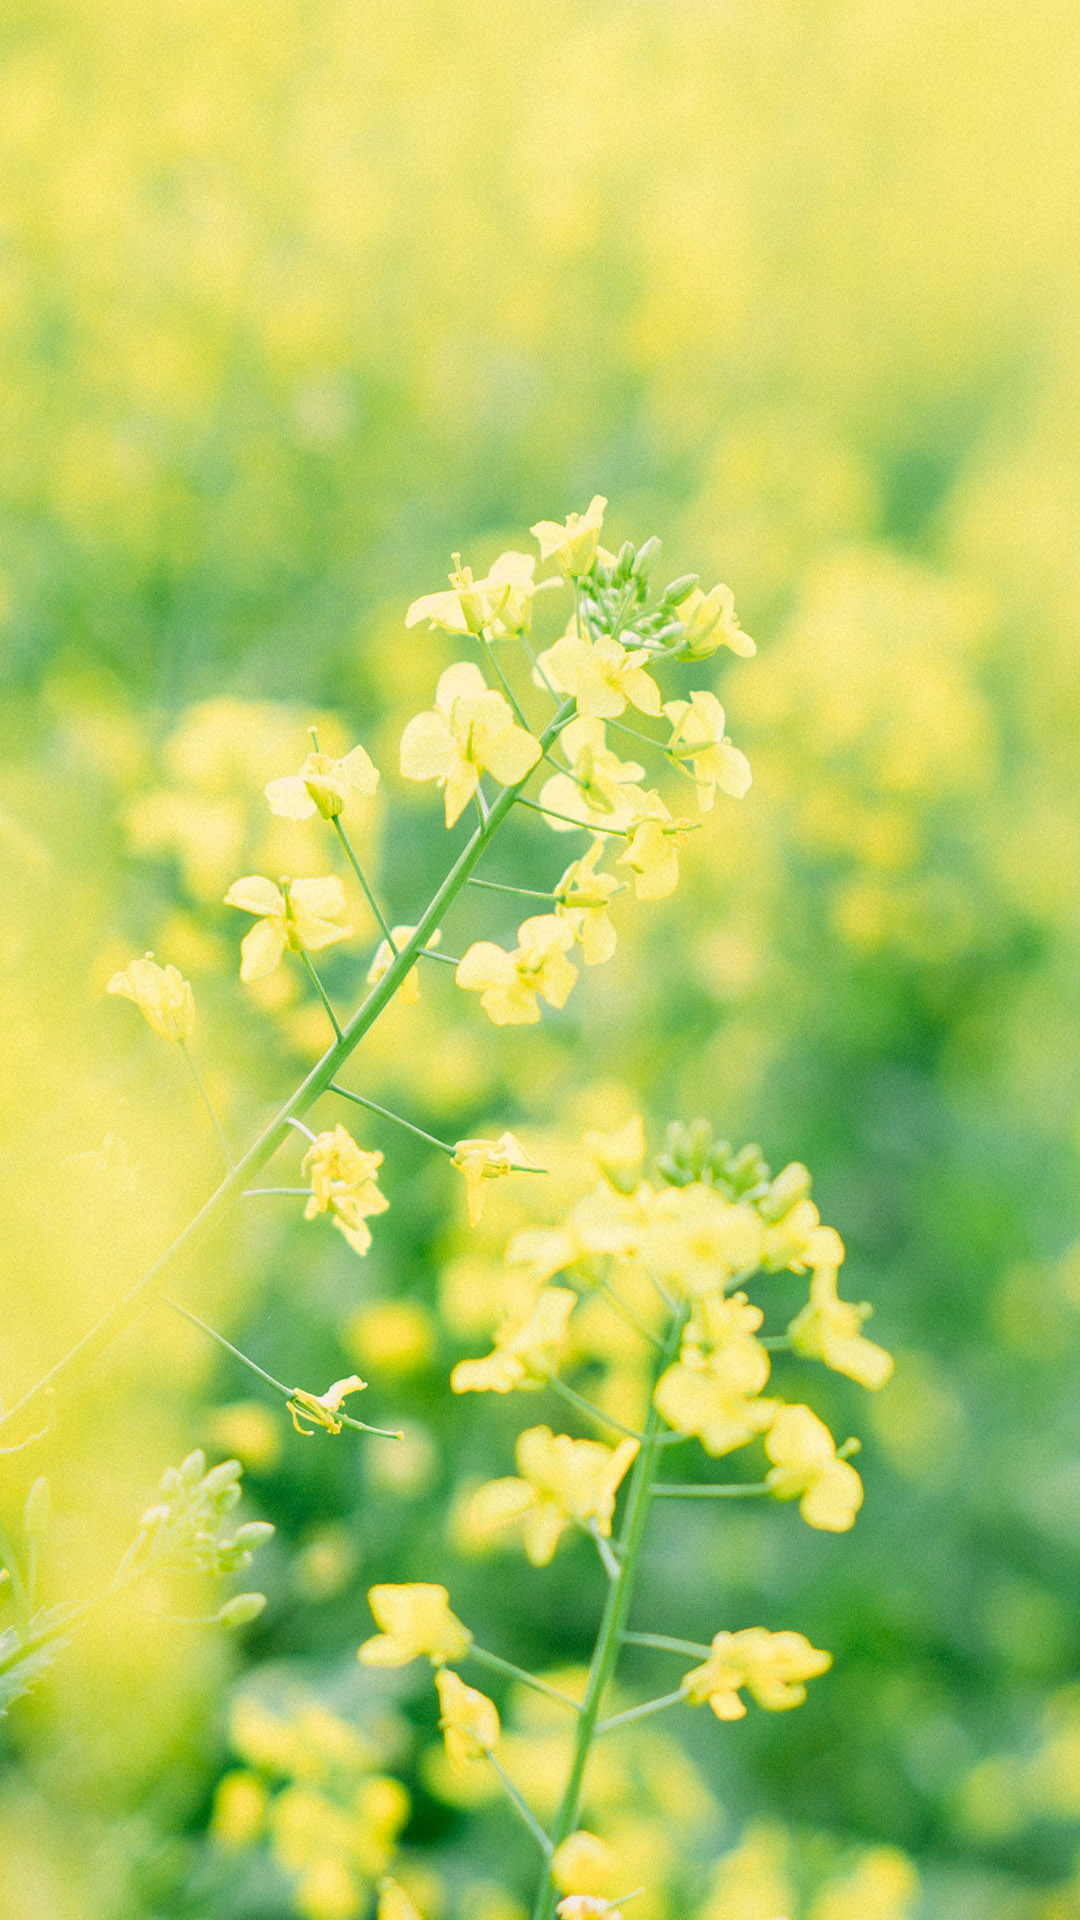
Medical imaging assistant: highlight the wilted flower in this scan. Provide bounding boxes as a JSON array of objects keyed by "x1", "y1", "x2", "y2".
[
  {"x1": 765, "y1": 1404, "x2": 864, "y2": 1531},
  {"x1": 435, "y1": 1668, "x2": 500, "y2": 1773},
  {"x1": 399, "y1": 662, "x2": 541, "y2": 827},
  {"x1": 682, "y1": 1627, "x2": 832, "y2": 1719},
  {"x1": 359, "y1": 1583, "x2": 472, "y2": 1667},
  {"x1": 451, "y1": 1287, "x2": 577, "y2": 1393},
  {"x1": 456, "y1": 915, "x2": 578, "y2": 1025},
  {"x1": 224, "y1": 876, "x2": 352, "y2": 981},
  {"x1": 451, "y1": 1130, "x2": 540, "y2": 1225},
  {"x1": 287, "y1": 1376, "x2": 368, "y2": 1436},
  {"x1": 302, "y1": 1125, "x2": 389, "y2": 1257},
  {"x1": 265, "y1": 745, "x2": 379, "y2": 821},
  {"x1": 107, "y1": 953, "x2": 195, "y2": 1043}
]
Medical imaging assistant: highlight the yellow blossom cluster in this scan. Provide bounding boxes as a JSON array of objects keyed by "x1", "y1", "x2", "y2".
[{"x1": 302, "y1": 1124, "x2": 389, "y2": 1257}]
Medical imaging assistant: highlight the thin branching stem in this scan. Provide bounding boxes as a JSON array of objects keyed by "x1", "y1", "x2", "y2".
[
  {"x1": 0, "y1": 700, "x2": 575, "y2": 1445},
  {"x1": 651, "y1": 1482, "x2": 771, "y2": 1499},
  {"x1": 595, "y1": 1689, "x2": 687, "y2": 1736},
  {"x1": 468, "y1": 1644, "x2": 583, "y2": 1714},
  {"x1": 330, "y1": 1084, "x2": 455, "y2": 1156},
  {"x1": 467, "y1": 878, "x2": 557, "y2": 901},
  {"x1": 161, "y1": 1295, "x2": 293, "y2": 1398},
  {"x1": 332, "y1": 817, "x2": 396, "y2": 947},
  {"x1": 299, "y1": 951, "x2": 343, "y2": 1039},
  {"x1": 487, "y1": 1753, "x2": 554, "y2": 1856},
  {"x1": 546, "y1": 1374, "x2": 643, "y2": 1443},
  {"x1": 620, "y1": 1630, "x2": 712, "y2": 1659},
  {"x1": 178, "y1": 1040, "x2": 235, "y2": 1171}
]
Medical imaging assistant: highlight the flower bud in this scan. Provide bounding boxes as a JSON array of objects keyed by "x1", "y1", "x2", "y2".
[
  {"x1": 217, "y1": 1592, "x2": 268, "y2": 1628},
  {"x1": 177, "y1": 1450, "x2": 207, "y2": 1492},
  {"x1": 139, "y1": 1504, "x2": 171, "y2": 1533},
  {"x1": 200, "y1": 1459, "x2": 243, "y2": 1500},
  {"x1": 231, "y1": 1521, "x2": 276, "y2": 1550},
  {"x1": 663, "y1": 572, "x2": 699, "y2": 603},
  {"x1": 24, "y1": 1477, "x2": 51, "y2": 1538},
  {"x1": 631, "y1": 536, "x2": 661, "y2": 580},
  {"x1": 612, "y1": 542, "x2": 636, "y2": 584}
]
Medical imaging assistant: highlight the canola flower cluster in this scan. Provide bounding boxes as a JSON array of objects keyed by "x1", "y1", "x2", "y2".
[{"x1": 2, "y1": 504, "x2": 890, "y2": 1920}]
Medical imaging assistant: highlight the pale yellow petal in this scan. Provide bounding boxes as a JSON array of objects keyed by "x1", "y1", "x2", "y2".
[
  {"x1": 225, "y1": 875, "x2": 284, "y2": 916},
  {"x1": 239, "y1": 917, "x2": 287, "y2": 981}
]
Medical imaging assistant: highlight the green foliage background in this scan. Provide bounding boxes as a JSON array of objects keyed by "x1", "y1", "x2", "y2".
[{"x1": 2, "y1": 1, "x2": 1080, "y2": 1915}]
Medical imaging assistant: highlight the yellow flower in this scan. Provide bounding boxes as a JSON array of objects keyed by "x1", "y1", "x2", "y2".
[
  {"x1": 554, "y1": 840, "x2": 621, "y2": 964},
  {"x1": 376, "y1": 1880, "x2": 426, "y2": 1920},
  {"x1": 538, "y1": 633, "x2": 661, "y2": 722},
  {"x1": 365, "y1": 925, "x2": 440, "y2": 1005},
  {"x1": 451, "y1": 1130, "x2": 541, "y2": 1226},
  {"x1": 538, "y1": 715, "x2": 646, "y2": 834},
  {"x1": 663, "y1": 692, "x2": 752, "y2": 811},
  {"x1": 264, "y1": 746, "x2": 379, "y2": 821},
  {"x1": 456, "y1": 915, "x2": 578, "y2": 1025},
  {"x1": 582, "y1": 1114, "x2": 647, "y2": 1193},
  {"x1": 399, "y1": 662, "x2": 542, "y2": 827},
  {"x1": 788, "y1": 1265, "x2": 894, "y2": 1390},
  {"x1": 463, "y1": 1425, "x2": 639, "y2": 1566},
  {"x1": 654, "y1": 1292, "x2": 777, "y2": 1455},
  {"x1": 552, "y1": 1831, "x2": 620, "y2": 1898},
  {"x1": 639, "y1": 1183, "x2": 764, "y2": 1297},
  {"x1": 303, "y1": 1125, "x2": 389, "y2": 1257},
  {"x1": 435, "y1": 1668, "x2": 500, "y2": 1774},
  {"x1": 674, "y1": 582, "x2": 756, "y2": 660},
  {"x1": 359, "y1": 1582, "x2": 472, "y2": 1668},
  {"x1": 531, "y1": 496, "x2": 608, "y2": 575},
  {"x1": 406, "y1": 550, "x2": 539, "y2": 637},
  {"x1": 760, "y1": 1170, "x2": 845, "y2": 1273},
  {"x1": 764, "y1": 1405, "x2": 864, "y2": 1531},
  {"x1": 451, "y1": 1286, "x2": 577, "y2": 1394},
  {"x1": 682, "y1": 1627, "x2": 832, "y2": 1720},
  {"x1": 107, "y1": 952, "x2": 195, "y2": 1042},
  {"x1": 288, "y1": 1376, "x2": 368, "y2": 1437},
  {"x1": 224, "y1": 875, "x2": 352, "y2": 981},
  {"x1": 617, "y1": 794, "x2": 695, "y2": 901}
]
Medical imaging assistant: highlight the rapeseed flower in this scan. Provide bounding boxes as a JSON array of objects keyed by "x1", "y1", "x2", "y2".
[
  {"x1": 654, "y1": 1292, "x2": 777, "y2": 1454},
  {"x1": 674, "y1": 582, "x2": 756, "y2": 659},
  {"x1": 765, "y1": 1405, "x2": 864, "y2": 1531},
  {"x1": 456, "y1": 915, "x2": 578, "y2": 1025},
  {"x1": 539, "y1": 716, "x2": 646, "y2": 833},
  {"x1": 531, "y1": 496, "x2": 607, "y2": 575},
  {"x1": 224, "y1": 875, "x2": 352, "y2": 981},
  {"x1": 554, "y1": 840, "x2": 621, "y2": 964},
  {"x1": 538, "y1": 633, "x2": 661, "y2": 722},
  {"x1": 682, "y1": 1627, "x2": 832, "y2": 1719},
  {"x1": 451, "y1": 1131, "x2": 540, "y2": 1225},
  {"x1": 302, "y1": 1125, "x2": 389, "y2": 1257},
  {"x1": 582, "y1": 1115, "x2": 647, "y2": 1193},
  {"x1": 107, "y1": 952, "x2": 195, "y2": 1043},
  {"x1": 406, "y1": 551, "x2": 540, "y2": 637},
  {"x1": 463, "y1": 1425, "x2": 639, "y2": 1565},
  {"x1": 265, "y1": 745, "x2": 379, "y2": 821},
  {"x1": 663, "y1": 692, "x2": 752, "y2": 810},
  {"x1": 399, "y1": 662, "x2": 541, "y2": 826},
  {"x1": 365, "y1": 925, "x2": 440, "y2": 1004},
  {"x1": 359, "y1": 1583, "x2": 472, "y2": 1668},
  {"x1": 435, "y1": 1669, "x2": 500, "y2": 1774},
  {"x1": 788, "y1": 1265, "x2": 894, "y2": 1389},
  {"x1": 450, "y1": 1287, "x2": 577, "y2": 1394},
  {"x1": 617, "y1": 795, "x2": 695, "y2": 901},
  {"x1": 551, "y1": 1831, "x2": 621, "y2": 1899},
  {"x1": 639, "y1": 1183, "x2": 764, "y2": 1296}
]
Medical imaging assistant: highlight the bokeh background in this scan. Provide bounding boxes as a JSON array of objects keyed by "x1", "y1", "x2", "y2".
[{"x1": 3, "y1": 0, "x2": 1080, "y2": 1914}]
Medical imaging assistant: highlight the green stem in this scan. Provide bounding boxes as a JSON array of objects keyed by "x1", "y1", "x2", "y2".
[
  {"x1": 546, "y1": 1374, "x2": 642, "y2": 1443},
  {"x1": 467, "y1": 878, "x2": 557, "y2": 901},
  {"x1": 332, "y1": 818, "x2": 397, "y2": 947},
  {"x1": 515, "y1": 795, "x2": 629, "y2": 836},
  {"x1": 179, "y1": 1041, "x2": 235, "y2": 1171},
  {"x1": 0, "y1": 702, "x2": 576, "y2": 1445},
  {"x1": 468, "y1": 1644, "x2": 582, "y2": 1714},
  {"x1": 299, "y1": 951, "x2": 343, "y2": 1039},
  {"x1": 481, "y1": 640, "x2": 533, "y2": 732},
  {"x1": 330, "y1": 1084, "x2": 456, "y2": 1157},
  {"x1": 517, "y1": 631, "x2": 559, "y2": 705},
  {"x1": 651, "y1": 1482, "x2": 770, "y2": 1499},
  {"x1": 621, "y1": 1630, "x2": 712, "y2": 1659},
  {"x1": 488, "y1": 1753, "x2": 553, "y2": 1856},
  {"x1": 595, "y1": 1688, "x2": 687, "y2": 1736},
  {"x1": 160, "y1": 1294, "x2": 293, "y2": 1398},
  {"x1": 531, "y1": 1309, "x2": 686, "y2": 1920}
]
